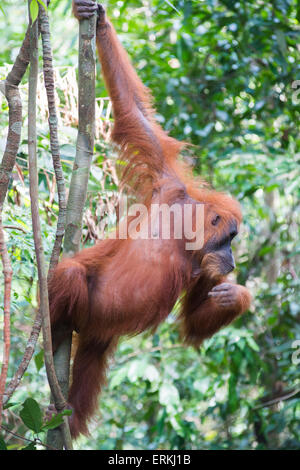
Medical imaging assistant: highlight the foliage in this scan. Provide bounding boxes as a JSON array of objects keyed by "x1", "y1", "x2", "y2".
[{"x1": 0, "y1": 0, "x2": 299, "y2": 450}]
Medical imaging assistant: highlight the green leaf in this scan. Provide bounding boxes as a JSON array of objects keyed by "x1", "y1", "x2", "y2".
[
  {"x1": 127, "y1": 359, "x2": 148, "y2": 382},
  {"x1": 30, "y1": 0, "x2": 39, "y2": 23},
  {"x1": 3, "y1": 401, "x2": 19, "y2": 410},
  {"x1": 20, "y1": 398, "x2": 43, "y2": 433},
  {"x1": 143, "y1": 364, "x2": 160, "y2": 383},
  {"x1": 34, "y1": 350, "x2": 44, "y2": 372},
  {"x1": 228, "y1": 375, "x2": 238, "y2": 413},
  {"x1": 246, "y1": 337, "x2": 260, "y2": 352},
  {"x1": 21, "y1": 442, "x2": 37, "y2": 450},
  {"x1": 37, "y1": 0, "x2": 47, "y2": 10},
  {"x1": 42, "y1": 409, "x2": 71, "y2": 431},
  {"x1": 164, "y1": 0, "x2": 181, "y2": 15},
  {"x1": 159, "y1": 382, "x2": 180, "y2": 407},
  {"x1": 169, "y1": 415, "x2": 184, "y2": 437},
  {"x1": 110, "y1": 365, "x2": 129, "y2": 389},
  {"x1": 0, "y1": 436, "x2": 7, "y2": 450}
]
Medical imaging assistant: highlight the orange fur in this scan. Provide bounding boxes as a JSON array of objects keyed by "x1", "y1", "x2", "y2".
[{"x1": 49, "y1": 2, "x2": 251, "y2": 438}]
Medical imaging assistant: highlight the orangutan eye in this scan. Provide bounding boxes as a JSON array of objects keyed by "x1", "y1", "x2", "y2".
[{"x1": 212, "y1": 215, "x2": 221, "y2": 226}]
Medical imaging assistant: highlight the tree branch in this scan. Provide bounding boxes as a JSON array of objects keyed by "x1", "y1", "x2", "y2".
[
  {"x1": 39, "y1": 7, "x2": 67, "y2": 276},
  {"x1": 27, "y1": 4, "x2": 72, "y2": 450},
  {"x1": 0, "y1": 218, "x2": 13, "y2": 427},
  {"x1": 0, "y1": 25, "x2": 31, "y2": 418},
  {"x1": 46, "y1": 2, "x2": 97, "y2": 449}
]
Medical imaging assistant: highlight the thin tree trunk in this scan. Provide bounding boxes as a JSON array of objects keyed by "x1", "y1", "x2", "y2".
[
  {"x1": 39, "y1": 7, "x2": 67, "y2": 276},
  {"x1": 0, "y1": 28, "x2": 29, "y2": 208},
  {"x1": 2, "y1": 13, "x2": 66, "y2": 405},
  {"x1": 27, "y1": 4, "x2": 73, "y2": 450},
  {"x1": 0, "y1": 217, "x2": 13, "y2": 426},
  {"x1": 46, "y1": 4, "x2": 97, "y2": 449},
  {"x1": 0, "y1": 26, "x2": 31, "y2": 414}
]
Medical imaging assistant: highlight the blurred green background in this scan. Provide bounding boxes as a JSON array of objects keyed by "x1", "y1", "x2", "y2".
[{"x1": 0, "y1": 0, "x2": 299, "y2": 450}]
